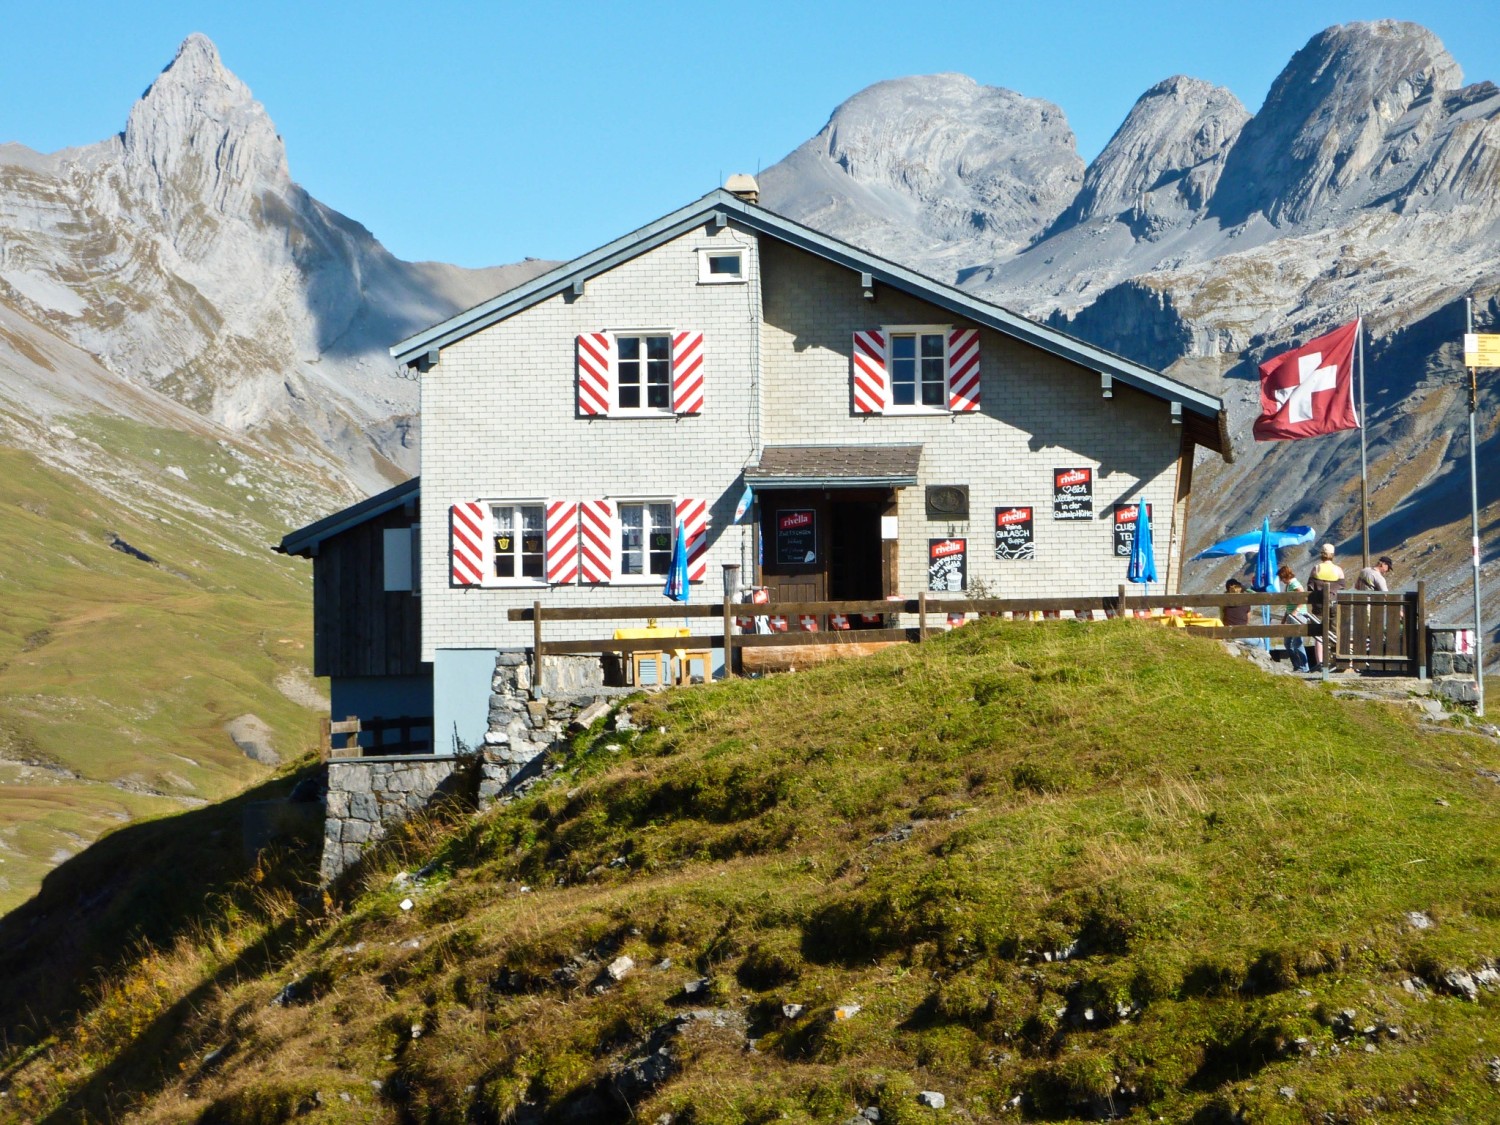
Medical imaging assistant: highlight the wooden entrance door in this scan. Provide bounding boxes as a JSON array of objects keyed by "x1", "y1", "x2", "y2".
[
  {"x1": 758, "y1": 489, "x2": 894, "y2": 629},
  {"x1": 760, "y1": 491, "x2": 827, "y2": 616}
]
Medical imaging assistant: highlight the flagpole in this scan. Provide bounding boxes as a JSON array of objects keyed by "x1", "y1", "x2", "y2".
[
  {"x1": 1467, "y1": 297, "x2": 1485, "y2": 718},
  {"x1": 1358, "y1": 310, "x2": 1369, "y2": 570}
]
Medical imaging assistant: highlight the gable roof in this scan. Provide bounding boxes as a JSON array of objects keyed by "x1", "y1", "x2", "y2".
[
  {"x1": 391, "y1": 189, "x2": 1229, "y2": 458},
  {"x1": 277, "y1": 476, "x2": 419, "y2": 559}
]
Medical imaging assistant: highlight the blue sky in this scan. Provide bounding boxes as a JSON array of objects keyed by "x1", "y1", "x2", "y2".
[{"x1": 4, "y1": 2, "x2": 1496, "y2": 269}]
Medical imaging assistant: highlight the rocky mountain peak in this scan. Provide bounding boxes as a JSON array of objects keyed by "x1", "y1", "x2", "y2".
[
  {"x1": 1061, "y1": 74, "x2": 1248, "y2": 228},
  {"x1": 760, "y1": 73, "x2": 1083, "y2": 264},
  {"x1": 121, "y1": 33, "x2": 289, "y2": 218},
  {"x1": 1211, "y1": 20, "x2": 1464, "y2": 225}
]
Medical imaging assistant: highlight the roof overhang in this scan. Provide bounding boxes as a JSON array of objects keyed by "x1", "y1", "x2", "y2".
[
  {"x1": 744, "y1": 444, "x2": 922, "y2": 489},
  {"x1": 277, "y1": 476, "x2": 419, "y2": 558},
  {"x1": 391, "y1": 190, "x2": 1229, "y2": 459}
]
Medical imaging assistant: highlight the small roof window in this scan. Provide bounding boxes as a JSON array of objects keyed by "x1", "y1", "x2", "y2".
[{"x1": 698, "y1": 247, "x2": 746, "y2": 284}]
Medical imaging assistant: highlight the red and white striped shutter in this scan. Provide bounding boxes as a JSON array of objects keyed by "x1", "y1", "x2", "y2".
[
  {"x1": 852, "y1": 330, "x2": 888, "y2": 414},
  {"x1": 674, "y1": 496, "x2": 708, "y2": 582},
  {"x1": 450, "y1": 501, "x2": 487, "y2": 587},
  {"x1": 671, "y1": 330, "x2": 704, "y2": 414},
  {"x1": 948, "y1": 328, "x2": 981, "y2": 412},
  {"x1": 545, "y1": 500, "x2": 579, "y2": 584},
  {"x1": 577, "y1": 333, "x2": 613, "y2": 416},
  {"x1": 578, "y1": 500, "x2": 617, "y2": 583}
]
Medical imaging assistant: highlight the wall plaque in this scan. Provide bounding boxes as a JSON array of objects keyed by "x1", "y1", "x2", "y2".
[{"x1": 926, "y1": 484, "x2": 969, "y2": 520}]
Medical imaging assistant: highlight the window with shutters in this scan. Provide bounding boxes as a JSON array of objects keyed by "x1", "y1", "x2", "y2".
[
  {"x1": 616, "y1": 334, "x2": 672, "y2": 412},
  {"x1": 492, "y1": 503, "x2": 546, "y2": 582},
  {"x1": 853, "y1": 325, "x2": 981, "y2": 415},
  {"x1": 619, "y1": 501, "x2": 675, "y2": 578},
  {"x1": 889, "y1": 326, "x2": 948, "y2": 409}
]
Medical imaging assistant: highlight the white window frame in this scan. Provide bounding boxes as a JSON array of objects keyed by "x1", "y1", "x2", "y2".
[
  {"x1": 611, "y1": 329, "x2": 676, "y2": 416},
  {"x1": 488, "y1": 500, "x2": 549, "y2": 588},
  {"x1": 614, "y1": 498, "x2": 677, "y2": 585},
  {"x1": 697, "y1": 246, "x2": 747, "y2": 284},
  {"x1": 883, "y1": 324, "x2": 951, "y2": 414}
]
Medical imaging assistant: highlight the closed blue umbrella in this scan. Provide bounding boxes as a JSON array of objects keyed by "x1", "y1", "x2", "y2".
[
  {"x1": 1127, "y1": 504, "x2": 1157, "y2": 585},
  {"x1": 662, "y1": 520, "x2": 690, "y2": 603},
  {"x1": 1252, "y1": 516, "x2": 1278, "y2": 593}
]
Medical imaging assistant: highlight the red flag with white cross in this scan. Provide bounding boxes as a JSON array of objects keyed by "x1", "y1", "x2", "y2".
[{"x1": 1253, "y1": 319, "x2": 1360, "y2": 441}]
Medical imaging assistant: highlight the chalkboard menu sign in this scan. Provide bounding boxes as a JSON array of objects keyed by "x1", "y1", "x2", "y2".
[
  {"x1": 928, "y1": 538, "x2": 967, "y2": 591},
  {"x1": 994, "y1": 507, "x2": 1035, "y2": 560},
  {"x1": 775, "y1": 509, "x2": 818, "y2": 565},
  {"x1": 1112, "y1": 503, "x2": 1152, "y2": 556},
  {"x1": 1053, "y1": 467, "x2": 1094, "y2": 520}
]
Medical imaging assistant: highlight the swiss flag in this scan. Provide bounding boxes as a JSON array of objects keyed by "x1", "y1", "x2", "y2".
[{"x1": 1253, "y1": 319, "x2": 1360, "y2": 441}]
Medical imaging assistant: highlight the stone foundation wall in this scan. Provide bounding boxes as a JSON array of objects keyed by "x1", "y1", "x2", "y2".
[
  {"x1": 322, "y1": 652, "x2": 629, "y2": 882},
  {"x1": 321, "y1": 756, "x2": 468, "y2": 883},
  {"x1": 1428, "y1": 625, "x2": 1479, "y2": 706}
]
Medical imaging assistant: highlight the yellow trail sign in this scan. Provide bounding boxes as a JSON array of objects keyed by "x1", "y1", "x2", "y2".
[{"x1": 1464, "y1": 333, "x2": 1500, "y2": 368}]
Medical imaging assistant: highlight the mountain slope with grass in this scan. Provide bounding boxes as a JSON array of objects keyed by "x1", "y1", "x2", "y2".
[{"x1": 6, "y1": 622, "x2": 1500, "y2": 1123}]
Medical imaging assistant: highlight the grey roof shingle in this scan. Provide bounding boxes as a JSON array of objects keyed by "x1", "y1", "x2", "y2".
[{"x1": 744, "y1": 444, "x2": 922, "y2": 488}]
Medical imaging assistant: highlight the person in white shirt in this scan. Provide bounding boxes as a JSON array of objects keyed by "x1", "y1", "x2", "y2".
[{"x1": 1355, "y1": 555, "x2": 1394, "y2": 592}]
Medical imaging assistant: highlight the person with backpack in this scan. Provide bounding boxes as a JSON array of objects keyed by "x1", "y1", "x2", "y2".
[{"x1": 1305, "y1": 544, "x2": 1345, "y2": 673}]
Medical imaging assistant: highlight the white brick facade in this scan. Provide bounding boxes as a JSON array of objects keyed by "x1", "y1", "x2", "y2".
[{"x1": 420, "y1": 219, "x2": 1197, "y2": 660}]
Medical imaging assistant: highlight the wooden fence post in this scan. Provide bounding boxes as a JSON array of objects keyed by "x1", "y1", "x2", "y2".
[
  {"x1": 918, "y1": 591, "x2": 928, "y2": 642},
  {"x1": 722, "y1": 590, "x2": 736, "y2": 678},
  {"x1": 1321, "y1": 593, "x2": 1334, "y2": 677},
  {"x1": 533, "y1": 600, "x2": 544, "y2": 696},
  {"x1": 1118, "y1": 583, "x2": 1128, "y2": 619}
]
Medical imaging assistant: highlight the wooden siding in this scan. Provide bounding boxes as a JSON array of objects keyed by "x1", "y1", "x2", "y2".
[{"x1": 312, "y1": 506, "x2": 425, "y2": 678}]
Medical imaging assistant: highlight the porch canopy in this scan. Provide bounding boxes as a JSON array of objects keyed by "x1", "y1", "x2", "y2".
[{"x1": 743, "y1": 444, "x2": 922, "y2": 489}]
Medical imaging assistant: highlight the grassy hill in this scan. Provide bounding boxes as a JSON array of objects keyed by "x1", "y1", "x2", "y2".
[
  {"x1": 5, "y1": 620, "x2": 1500, "y2": 1123},
  {"x1": 0, "y1": 412, "x2": 330, "y2": 914}
]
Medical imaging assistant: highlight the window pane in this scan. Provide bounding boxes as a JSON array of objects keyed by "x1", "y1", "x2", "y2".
[
  {"x1": 649, "y1": 503, "x2": 673, "y2": 574},
  {"x1": 891, "y1": 335, "x2": 915, "y2": 359},
  {"x1": 493, "y1": 507, "x2": 516, "y2": 578},
  {"x1": 647, "y1": 357, "x2": 670, "y2": 409},
  {"x1": 646, "y1": 336, "x2": 670, "y2": 360},
  {"x1": 617, "y1": 337, "x2": 640, "y2": 360},
  {"x1": 921, "y1": 376, "x2": 945, "y2": 407},
  {"x1": 620, "y1": 505, "x2": 643, "y2": 575},
  {"x1": 708, "y1": 253, "x2": 741, "y2": 275},
  {"x1": 921, "y1": 334, "x2": 944, "y2": 357}
]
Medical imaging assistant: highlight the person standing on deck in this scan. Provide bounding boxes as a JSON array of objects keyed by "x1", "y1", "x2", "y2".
[
  {"x1": 1279, "y1": 563, "x2": 1311, "y2": 672},
  {"x1": 1306, "y1": 544, "x2": 1346, "y2": 673},
  {"x1": 1355, "y1": 556, "x2": 1394, "y2": 592}
]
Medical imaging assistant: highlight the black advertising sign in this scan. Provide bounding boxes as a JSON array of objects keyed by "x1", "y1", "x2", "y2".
[
  {"x1": 775, "y1": 509, "x2": 817, "y2": 565},
  {"x1": 1113, "y1": 503, "x2": 1152, "y2": 556},
  {"x1": 928, "y1": 538, "x2": 967, "y2": 591},
  {"x1": 994, "y1": 506, "x2": 1035, "y2": 560},
  {"x1": 1053, "y1": 467, "x2": 1094, "y2": 520}
]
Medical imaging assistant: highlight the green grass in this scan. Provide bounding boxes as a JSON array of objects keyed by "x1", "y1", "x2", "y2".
[
  {"x1": 6, "y1": 620, "x2": 1500, "y2": 1122},
  {"x1": 0, "y1": 419, "x2": 328, "y2": 914}
]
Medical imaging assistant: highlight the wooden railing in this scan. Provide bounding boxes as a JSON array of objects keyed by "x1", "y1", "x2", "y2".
[
  {"x1": 322, "y1": 715, "x2": 434, "y2": 759},
  {"x1": 506, "y1": 583, "x2": 1427, "y2": 681}
]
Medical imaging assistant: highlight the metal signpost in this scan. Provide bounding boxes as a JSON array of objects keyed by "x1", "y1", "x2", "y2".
[{"x1": 1463, "y1": 303, "x2": 1497, "y2": 717}]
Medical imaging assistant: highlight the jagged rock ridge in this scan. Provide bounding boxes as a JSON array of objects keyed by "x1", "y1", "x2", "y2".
[{"x1": 759, "y1": 19, "x2": 1500, "y2": 641}]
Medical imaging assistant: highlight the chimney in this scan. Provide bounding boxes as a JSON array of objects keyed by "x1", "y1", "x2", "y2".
[{"x1": 724, "y1": 173, "x2": 759, "y2": 204}]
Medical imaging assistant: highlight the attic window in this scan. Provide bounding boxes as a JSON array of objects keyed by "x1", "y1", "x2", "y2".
[{"x1": 698, "y1": 248, "x2": 746, "y2": 284}]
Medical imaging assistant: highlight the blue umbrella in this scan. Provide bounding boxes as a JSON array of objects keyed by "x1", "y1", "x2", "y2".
[
  {"x1": 1192, "y1": 524, "x2": 1315, "y2": 560},
  {"x1": 662, "y1": 519, "x2": 690, "y2": 603},
  {"x1": 1127, "y1": 504, "x2": 1157, "y2": 585}
]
